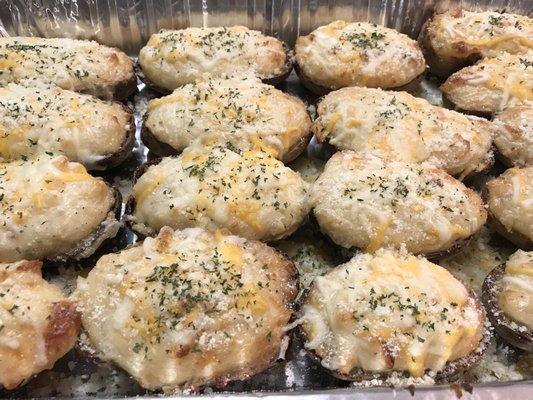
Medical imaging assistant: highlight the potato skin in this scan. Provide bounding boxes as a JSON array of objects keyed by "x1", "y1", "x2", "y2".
[
  {"x1": 0, "y1": 260, "x2": 81, "y2": 390},
  {"x1": 486, "y1": 166, "x2": 533, "y2": 250},
  {"x1": 0, "y1": 37, "x2": 136, "y2": 101},
  {"x1": 421, "y1": 8, "x2": 533, "y2": 78},
  {"x1": 0, "y1": 84, "x2": 134, "y2": 170},
  {"x1": 312, "y1": 86, "x2": 494, "y2": 179},
  {"x1": 139, "y1": 26, "x2": 291, "y2": 91},
  {"x1": 493, "y1": 105, "x2": 533, "y2": 167},
  {"x1": 311, "y1": 151, "x2": 487, "y2": 256},
  {"x1": 482, "y1": 262, "x2": 533, "y2": 352},
  {"x1": 74, "y1": 226, "x2": 298, "y2": 390},
  {"x1": 295, "y1": 20, "x2": 426, "y2": 94},
  {"x1": 440, "y1": 52, "x2": 533, "y2": 115},
  {"x1": 142, "y1": 74, "x2": 311, "y2": 163}
]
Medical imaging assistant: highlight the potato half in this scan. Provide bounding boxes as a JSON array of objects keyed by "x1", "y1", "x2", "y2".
[
  {"x1": 486, "y1": 166, "x2": 533, "y2": 249},
  {"x1": 311, "y1": 151, "x2": 487, "y2": 257},
  {"x1": 312, "y1": 87, "x2": 494, "y2": 179},
  {"x1": 440, "y1": 52, "x2": 533, "y2": 115},
  {"x1": 0, "y1": 155, "x2": 121, "y2": 262},
  {"x1": 0, "y1": 260, "x2": 80, "y2": 390},
  {"x1": 143, "y1": 73, "x2": 311, "y2": 162},
  {"x1": 482, "y1": 250, "x2": 533, "y2": 351},
  {"x1": 493, "y1": 105, "x2": 533, "y2": 167},
  {"x1": 295, "y1": 20, "x2": 426, "y2": 94},
  {"x1": 74, "y1": 226, "x2": 298, "y2": 391},
  {"x1": 0, "y1": 84, "x2": 134, "y2": 170},
  {"x1": 421, "y1": 8, "x2": 533, "y2": 77},
  {"x1": 139, "y1": 26, "x2": 291, "y2": 91},
  {"x1": 0, "y1": 37, "x2": 136, "y2": 100},
  {"x1": 128, "y1": 144, "x2": 311, "y2": 241},
  {"x1": 300, "y1": 248, "x2": 487, "y2": 380}
]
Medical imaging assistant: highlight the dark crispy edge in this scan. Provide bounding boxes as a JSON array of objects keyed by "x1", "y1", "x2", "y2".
[
  {"x1": 92, "y1": 103, "x2": 136, "y2": 170},
  {"x1": 298, "y1": 283, "x2": 489, "y2": 383},
  {"x1": 111, "y1": 69, "x2": 138, "y2": 101},
  {"x1": 47, "y1": 185, "x2": 122, "y2": 263},
  {"x1": 140, "y1": 123, "x2": 179, "y2": 158},
  {"x1": 261, "y1": 44, "x2": 293, "y2": 86},
  {"x1": 482, "y1": 263, "x2": 533, "y2": 352},
  {"x1": 295, "y1": 57, "x2": 426, "y2": 96},
  {"x1": 487, "y1": 212, "x2": 533, "y2": 251},
  {"x1": 440, "y1": 90, "x2": 494, "y2": 119},
  {"x1": 76, "y1": 236, "x2": 300, "y2": 392},
  {"x1": 124, "y1": 157, "x2": 165, "y2": 239},
  {"x1": 418, "y1": 10, "x2": 483, "y2": 79}
]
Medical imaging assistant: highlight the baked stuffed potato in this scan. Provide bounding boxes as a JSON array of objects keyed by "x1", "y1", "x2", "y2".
[
  {"x1": 300, "y1": 248, "x2": 488, "y2": 380},
  {"x1": 492, "y1": 105, "x2": 532, "y2": 167},
  {"x1": 421, "y1": 8, "x2": 533, "y2": 77},
  {"x1": 0, "y1": 84, "x2": 134, "y2": 170},
  {"x1": 0, "y1": 155, "x2": 121, "y2": 262},
  {"x1": 139, "y1": 26, "x2": 291, "y2": 92},
  {"x1": 295, "y1": 21, "x2": 426, "y2": 94},
  {"x1": 0, "y1": 37, "x2": 136, "y2": 100},
  {"x1": 143, "y1": 73, "x2": 311, "y2": 162},
  {"x1": 311, "y1": 151, "x2": 487, "y2": 257},
  {"x1": 312, "y1": 86, "x2": 494, "y2": 179},
  {"x1": 0, "y1": 260, "x2": 80, "y2": 390},
  {"x1": 74, "y1": 226, "x2": 298, "y2": 391}
]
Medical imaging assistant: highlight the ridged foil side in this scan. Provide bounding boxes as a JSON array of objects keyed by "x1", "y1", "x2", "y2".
[{"x1": 0, "y1": 0, "x2": 530, "y2": 54}]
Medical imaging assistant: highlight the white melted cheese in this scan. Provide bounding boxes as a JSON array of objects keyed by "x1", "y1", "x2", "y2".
[
  {"x1": 0, "y1": 260, "x2": 79, "y2": 390},
  {"x1": 441, "y1": 52, "x2": 533, "y2": 113},
  {"x1": 138, "y1": 26, "x2": 288, "y2": 90},
  {"x1": 74, "y1": 226, "x2": 297, "y2": 390},
  {"x1": 130, "y1": 144, "x2": 311, "y2": 241},
  {"x1": 493, "y1": 105, "x2": 533, "y2": 167},
  {"x1": 499, "y1": 250, "x2": 533, "y2": 330},
  {"x1": 0, "y1": 84, "x2": 131, "y2": 169},
  {"x1": 300, "y1": 248, "x2": 485, "y2": 378},
  {"x1": 311, "y1": 151, "x2": 487, "y2": 255},
  {"x1": 427, "y1": 10, "x2": 532, "y2": 67},
  {"x1": 0, "y1": 37, "x2": 134, "y2": 100},
  {"x1": 0, "y1": 155, "x2": 117, "y2": 262},
  {"x1": 487, "y1": 166, "x2": 533, "y2": 242},
  {"x1": 313, "y1": 86, "x2": 493, "y2": 178},
  {"x1": 295, "y1": 20, "x2": 426, "y2": 90},
  {"x1": 144, "y1": 73, "x2": 311, "y2": 161}
]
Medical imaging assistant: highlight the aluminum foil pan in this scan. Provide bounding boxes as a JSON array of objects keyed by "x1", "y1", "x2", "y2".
[{"x1": 0, "y1": 0, "x2": 532, "y2": 399}]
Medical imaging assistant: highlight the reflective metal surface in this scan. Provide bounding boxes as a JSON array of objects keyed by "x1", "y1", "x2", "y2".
[{"x1": 0, "y1": 0, "x2": 531, "y2": 398}]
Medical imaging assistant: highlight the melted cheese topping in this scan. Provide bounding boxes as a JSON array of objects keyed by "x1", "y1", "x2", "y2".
[
  {"x1": 425, "y1": 9, "x2": 532, "y2": 75},
  {"x1": 441, "y1": 52, "x2": 533, "y2": 113},
  {"x1": 313, "y1": 87, "x2": 493, "y2": 178},
  {"x1": 131, "y1": 144, "x2": 311, "y2": 241},
  {"x1": 295, "y1": 20, "x2": 426, "y2": 90},
  {"x1": 311, "y1": 151, "x2": 486, "y2": 255},
  {"x1": 0, "y1": 37, "x2": 134, "y2": 100},
  {"x1": 499, "y1": 250, "x2": 533, "y2": 330},
  {"x1": 138, "y1": 26, "x2": 288, "y2": 90},
  {"x1": 0, "y1": 260, "x2": 80, "y2": 390},
  {"x1": 0, "y1": 155, "x2": 118, "y2": 262},
  {"x1": 300, "y1": 248, "x2": 485, "y2": 378},
  {"x1": 493, "y1": 105, "x2": 533, "y2": 167},
  {"x1": 0, "y1": 84, "x2": 131, "y2": 169},
  {"x1": 487, "y1": 166, "x2": 533, "y2": 242},
  {"x1": 74, "y1": 227, "x2": 297, "y2": 390},
  {"x1": 144, "y1": 73, "x2": 310, "y2": 161}
]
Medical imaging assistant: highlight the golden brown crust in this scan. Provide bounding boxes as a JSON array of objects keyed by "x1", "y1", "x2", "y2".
[{"x1": 0, "y1": 260, "x2": 80, "y2": 390}]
